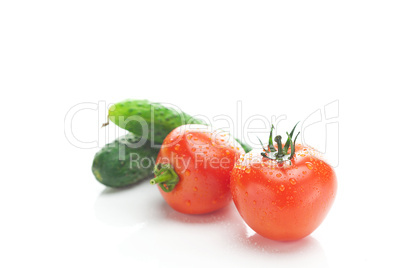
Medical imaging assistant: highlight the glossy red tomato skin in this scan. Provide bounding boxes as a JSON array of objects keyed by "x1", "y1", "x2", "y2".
[
  {"x1": 230, "y1": 144, "x2": 337, "y2": 241},
  {"x1": 156, "y1": 124, "x2": 245, "y2": 214}
]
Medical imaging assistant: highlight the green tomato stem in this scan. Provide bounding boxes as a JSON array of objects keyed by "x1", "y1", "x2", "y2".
[
  {"x1": 283, "y1": 121, "x2": 299, "y2": 153},
  {"x1": 274, "y1": 135, "x2": 284, "y2": 158},
  {"x1": 268, "y1": 125, "x2": 277, "y2": 152},
  {"x1": 260, "y1": 122, "x2": 301, "y2": 162},
  {"x1": 150, "y1": 164, "x2": 179, "y2": 192}
]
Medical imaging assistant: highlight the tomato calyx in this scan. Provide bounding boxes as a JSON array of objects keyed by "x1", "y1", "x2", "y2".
[
  {"x1": 150, "y1": 163, "x2": 179, "y2": 192},
  {"x1": 259, "y1": 123, "x2": 300, "y2": 162}
]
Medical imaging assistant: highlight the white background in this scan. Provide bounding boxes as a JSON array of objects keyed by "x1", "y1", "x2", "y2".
[{"x1": 1, "y1": 1, "x2": 401, "y2": 267}]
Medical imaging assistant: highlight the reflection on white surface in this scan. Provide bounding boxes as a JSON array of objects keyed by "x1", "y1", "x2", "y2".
[{"x1": 94, "y1": 180, "x2": 327, "y2": 267}]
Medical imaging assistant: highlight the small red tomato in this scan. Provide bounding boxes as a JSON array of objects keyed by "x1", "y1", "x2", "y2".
[
  {"x1": 151, "y1": 124, "x2": 245, "y2": 214},
  {"x1": 230, "y1": 124, "x2": 337, "y2": 241}
]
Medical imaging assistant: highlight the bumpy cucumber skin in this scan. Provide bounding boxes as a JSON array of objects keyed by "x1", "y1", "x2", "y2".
[
  {"x1": 92, "y1": 133, "x2": 159, "y2": 188},
  {"x1": 108, "y1": 99, "x2": 205, "y2": 145},
  {"x1": 109, "y1": 99, "x2": 253, "y2": 152}
]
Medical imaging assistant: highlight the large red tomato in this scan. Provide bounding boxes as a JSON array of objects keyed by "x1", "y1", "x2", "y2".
[
  {"x1": 230, "y1": 125, "x2": 337, "y2": 241},
  {"x1": 151, "y1": 124, "x2": 245, "y2": 214}
]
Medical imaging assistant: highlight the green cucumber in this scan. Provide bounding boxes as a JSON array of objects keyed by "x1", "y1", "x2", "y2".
[
  {"x1": 92, "y1": 133, "x2": 159, "y2": 188},
  {"x1": 107, "y1": 99, "x2": 252, "y2": 152},
  {"x1": 108, "y1": 99, "x2": 205, "y2": 145}
]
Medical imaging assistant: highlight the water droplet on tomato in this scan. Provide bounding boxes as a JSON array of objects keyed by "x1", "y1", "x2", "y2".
[
  {"x1": 225, "y1": 150, "x2": 230, "y2": 155},
  {"x1": 306, "y1": 162, "x2": 314, "y2": 170},
  {"x1": 191, "y1": 147, "x2": 196, "y2": 152},
  {"x1": 279, "y1": 184, "x2": 285, "y2": 191},
  {"x1": 276, "y1": 173, "x2": 282, "y2": 178},
  {"x1": 185, "y1": 170, "x2": 191, "y2": 176},
  {"x1": 185, "y1": 200, "x2": 191, "y2": 206},
  {"x1": 289, "y1": 178, "x2": 297, "y2": 185},
  {"x1": 245, "y1": 168, "x2": 251, "y2": 173},
  {"x1": 193, "y1": 186, "x2": 198, "y2": 192},
  {"x1": 253, "y1": 200, "x2": 256, "y2": 205},
  {"x1": 245, "y1": 192, "x2": 248, "y2": 196},
  {"x1": 174, "y1": 144, "x2": 180, "y2": 151},
  {"x1": 186, "y1": 134, "x2": 193, "y2": 140},
  {"x1": 194, "y1": 177, "x2": 198, "y2": 181}
]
